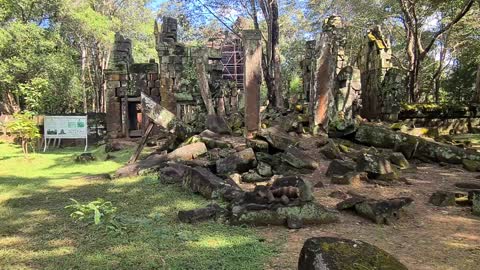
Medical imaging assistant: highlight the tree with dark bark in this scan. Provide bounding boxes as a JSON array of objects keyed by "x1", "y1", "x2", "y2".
[{"x1": 398, "y1": 0, "x2": 475, "y2": 102}]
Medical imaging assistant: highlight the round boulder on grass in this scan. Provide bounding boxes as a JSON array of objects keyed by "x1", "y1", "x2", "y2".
[{"x1": 298, "y1": 237, "x2": 408, "y2": 270}]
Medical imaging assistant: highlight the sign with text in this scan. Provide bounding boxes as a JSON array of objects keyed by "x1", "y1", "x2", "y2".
[{"x1": 44, "y1": 116, "x2": 88, "y2": 139}]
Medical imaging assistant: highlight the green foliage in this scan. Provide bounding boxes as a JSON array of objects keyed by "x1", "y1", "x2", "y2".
[
  {"x1": 65, "y1": 198, "x2": 125, "y2": 233},
  {"x1": 7, "y1": 111, "x2": 40, "y2": 155}
]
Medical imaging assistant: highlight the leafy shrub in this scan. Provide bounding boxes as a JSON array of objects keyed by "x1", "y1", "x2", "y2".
[
  {"x1": 65, "y1": 198, "x2": 125, "y2": 233},
  {"x1": 7, "y1": 111, "x2": 40, "y2": 156}
]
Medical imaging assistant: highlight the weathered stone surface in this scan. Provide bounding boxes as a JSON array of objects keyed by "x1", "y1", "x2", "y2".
[
  {"x1": 246, "y1": 138, "x2": 269, "y2": 153},
  {"x1": 241, "y1": 170, "x2": 266, "y2": 183},
  {"x1": 272, "y1": 176, "x2": 314, "y2": 202},
  {"x1": 257, "y1": 161, "x2": 273, "y2": 177},
  {"x1": 230, "y1": 202, "x2": 338, "y2": 226},
  {"x1": 159, "y1": 163, "x2": 190, "y2": 184},
  {"x1": 286, "y1": 216, "x2": 304, "y2": 229},
  {"x1": 167, "y1": 142, "x2": 207, "y2": 161},
  {"x1": 177, "y1": 204, "x2": 225, "y2": 223},
  {"x1": 281, "y1": 146, "x2": 319, "y2": 170},
  {"x1": 326, "y1": 159, "x2": 356, "y2": 177},
  {"x1": 320, "y1": 141, "x2": 342, "y2": 160},
  {"x1": 182, "y1": 167, "x2": 240, "y2": 200},
  {"x1": 336, "y1": 196, "x2": 367, "y2": 210},
  {"x1": 105, "y1": 140, "x2": 136, "y2": 152},
  {"x1": 331, "y1": 172, "x2": 366, "y2": 186},
  {"x1": 216, "y1": 148, "x2": 257, "y2": 174},
  {"x1": 356, "y1": 152, "x2": 394, "y2": 179},
  {"x1": 462, "y1": 159, "x2": 480, "y2": 172},
  {"x1": 429, "y1": 191, "x2": 456, "y2": 207},
  {"x1": 389, "y1": 152, "x2": 409, "y2": 169},
  {"x1": 257, "y1": 126, "x2": 298, "y2": 151},
  {"x1": 298, "y1": 237, "x2": 408, "y2": 270},
  {"x1": 455, "y1": 182, "x2": 480, "y2": 190},
  {"x1": 115, "y1": 153, "x2": 168, "y2": 178},
  {"x1": 355, "y1": 123, "x2": 480, "y2": 164},
  {"x1": 354, "y1": 197, "x2": 413, "y2": 224},
  {"x1": 205, "y1": 115, "x2": 231, "y2": 134}
]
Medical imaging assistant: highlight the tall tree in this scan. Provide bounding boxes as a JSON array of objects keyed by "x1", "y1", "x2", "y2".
[{"x1": 398, "y1": 0, "x2": 475, "y2": 102}]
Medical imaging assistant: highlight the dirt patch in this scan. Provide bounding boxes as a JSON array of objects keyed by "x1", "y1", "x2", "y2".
[{"x1": 260, "y1": 143, "x2": 480, "y2": 270}]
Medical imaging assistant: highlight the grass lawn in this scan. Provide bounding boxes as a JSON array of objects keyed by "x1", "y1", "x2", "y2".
[{"x1": 0, "y1": 141, "x2": 276, "y2": 270}]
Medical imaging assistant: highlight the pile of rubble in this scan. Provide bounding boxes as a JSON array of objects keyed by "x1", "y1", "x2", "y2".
[{"x1": 115, "y1": 125, "x2": 338, "y2": 228}]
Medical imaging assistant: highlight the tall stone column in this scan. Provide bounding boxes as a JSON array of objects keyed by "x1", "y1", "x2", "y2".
[
  {"x1": 310, "y1": 16, "x2": 344, "y2": 134},
  {"x1": 242, "y1": 30, "x2": 262, "y2": 138}
]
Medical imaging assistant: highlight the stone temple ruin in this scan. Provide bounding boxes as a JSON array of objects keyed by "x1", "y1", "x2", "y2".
[
  {"x1": 105, "y1": 15, "x2": 480, "y2": 249},
  {"x1": 106, "y1": 17, "x2": 246, "y2": 139}
]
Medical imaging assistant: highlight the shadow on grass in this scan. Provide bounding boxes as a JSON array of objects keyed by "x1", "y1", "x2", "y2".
[{"x1": 0, "y1": 176, "x2": 275, "y2": 270}]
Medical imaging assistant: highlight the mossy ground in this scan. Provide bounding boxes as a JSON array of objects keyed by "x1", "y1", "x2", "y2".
[{"x1": 0, "y1": 141, "x2": 275, "y2": 270}]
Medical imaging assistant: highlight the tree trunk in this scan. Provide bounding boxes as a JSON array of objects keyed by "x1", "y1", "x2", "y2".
[
  {"x1": 473, "y1": 63, "x2": 480, "y2": 103},
  {"x1": 258, "y1": 0, "x2": 283, "y2": 109}
]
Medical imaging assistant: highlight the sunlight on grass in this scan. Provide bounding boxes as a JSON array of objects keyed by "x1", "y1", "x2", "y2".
[{"x1": 0, "y1": 141, "x2": 276, "y2": 269}]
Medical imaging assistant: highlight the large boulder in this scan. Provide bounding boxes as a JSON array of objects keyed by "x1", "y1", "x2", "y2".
[
  {"x1": 326, "y1": 159, "x2": 356, "y2": 177},
  {"x1": 216, "y1": 148, "x2": 257, "y2": 174},
  {"x1": 298, "y1": 237, "x2": 408, "y2": 270},
  {"x1": 167, "y1": 142, "x2": 207, "y2": 161}
]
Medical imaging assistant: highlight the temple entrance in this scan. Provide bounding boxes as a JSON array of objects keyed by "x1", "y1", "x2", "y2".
[{"x1": 127, "y1": 99, "x2": 143, "y2": 137}]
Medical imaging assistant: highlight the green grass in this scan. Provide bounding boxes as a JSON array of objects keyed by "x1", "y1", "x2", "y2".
[{"x1": 0, "y1": 141, "x2": 276, "y2": 270}]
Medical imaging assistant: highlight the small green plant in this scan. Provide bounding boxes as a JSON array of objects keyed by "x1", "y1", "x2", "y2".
[
  {"x1": 65, "y1": 198, "x2": 125, "y2": 233},
  {"x1": 7, "y1": 111, "x2": 40, "y2": 157}
]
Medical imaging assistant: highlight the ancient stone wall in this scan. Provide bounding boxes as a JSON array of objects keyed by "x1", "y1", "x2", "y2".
[
  {"x1": 105, "y1": 34, "x2": 161, "y2": 138},
  {"x1": 358, "y1": 26, "x2": 400, "y2": 120}
]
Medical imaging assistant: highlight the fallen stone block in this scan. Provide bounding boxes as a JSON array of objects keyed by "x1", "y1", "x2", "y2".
[
  {"x1": 356, "y1": 152, "x2": 394, "y2": 179},
  {"x1": 178, "y1": 204, "x2": 225, "y2": 223},
  {"x1": 331, "y1": 172, "x2": 367, "y2": 186},
  {"x1": 257, "y1": 161, "x2": 273, "y2": 177},
  {"x1": 320, "y1": 140, "x2": 343, "y2": 160},
  {"x1": 429, "y1": 191, "x2": 456, "y2": 207},
  {"x1": 257, "y1": 126, "x2": 298, "y2": 151},
  {"x1": 326, "y1": 159, "x2": 356, "y2": 177},
  {"x1": 281, "y1": 146, "x2": 319, "y2": 170},
  {"x1": 216, "y1": 148, "x2": 257, "y2": 174},
  {"x1": 182, "y1": 166, "x2": 241, "y2": 200},
  {"x1": 115, "y1": 153, "x2": 167, "y2": 178},
  {"x1": 167, "y1": 142, "x2": 207, "y2": 161},
  {"x1": 354, "y1": 197, "x2": 413, "y2": 224},
  {"x1": 230, "y1": 202, "x2": 338, "y2": 227},
  {"x1": 463, "y1": 159, "x2": 480, "y2": 172},
  {"x1": 469, "y1": 190, "x2": 480, "y2": 216},
  {"x1": 272, "y1": 176, "x2": 314, "y2": 202},
  {"x1": 389, "y1": 152, "x2": 409, "y2": 169},
  {"x1": 298, "y1": 237, "x2": 408, "y2": 270},
  {"x1": 205, "y1": 115, "x2": 231, "y2": 134}
]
